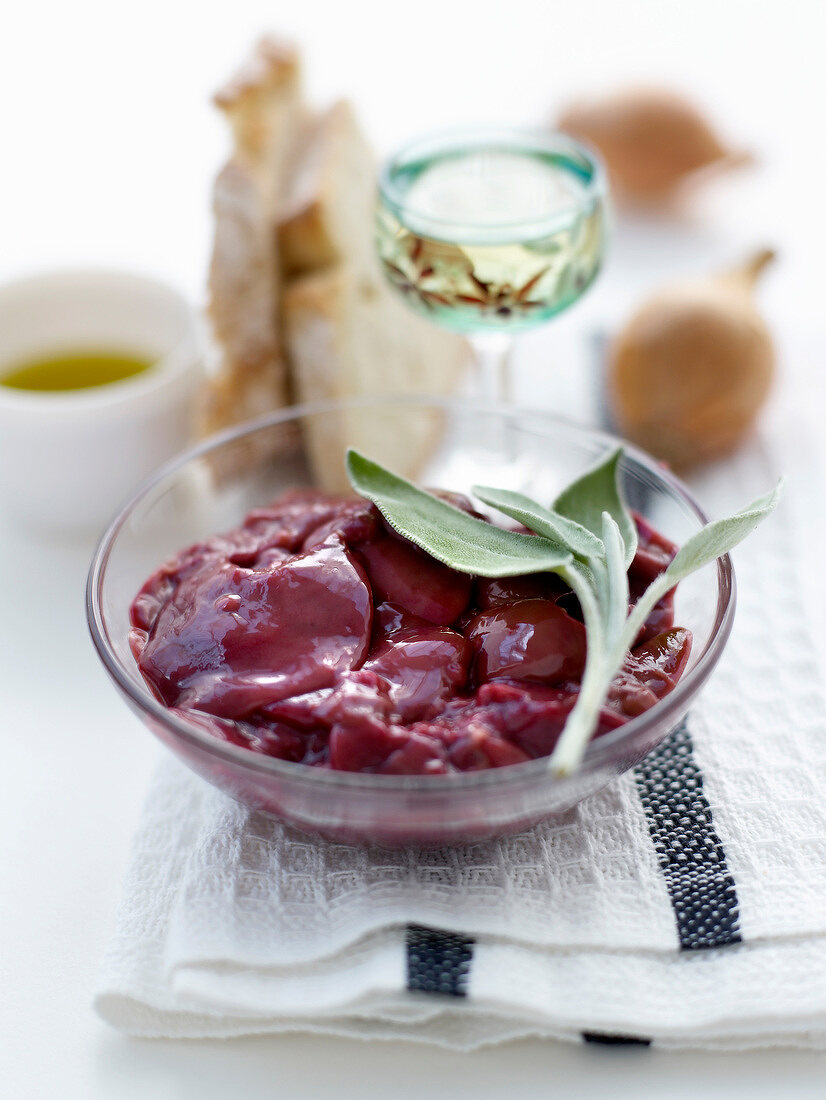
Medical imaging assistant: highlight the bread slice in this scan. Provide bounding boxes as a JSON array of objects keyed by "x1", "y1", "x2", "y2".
[
  {"x1": 213, "y1": 37, "x2": 303, "y2": 179},
  {"x1": 201, "y1": 39, "x2": 470, "y2": 483},
  {"x1": 202, "y1": 38, "x2": 305, "y2": 435},
  {"x1": 284, "y1": 264, "x2": 470, "y2": 490},
  {"x1": 278, "y1": 100, "x2": 375, "y2": 279},
  {"x1": 202, "y1": 157, "x2": 288, "y2": 434}
]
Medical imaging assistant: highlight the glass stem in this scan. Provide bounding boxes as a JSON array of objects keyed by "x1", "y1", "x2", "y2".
[{"x1": 470, "y1": 333, "x2": 514, "y2": 406}]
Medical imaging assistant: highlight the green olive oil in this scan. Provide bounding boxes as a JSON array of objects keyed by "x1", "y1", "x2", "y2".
[{"x1": 0, "y1": 350, "x2": 154, "y2": 392}]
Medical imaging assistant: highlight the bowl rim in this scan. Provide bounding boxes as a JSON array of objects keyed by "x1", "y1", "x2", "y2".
[{"x1": 87, "y1": 394, "x2": 736, "y2": 792}]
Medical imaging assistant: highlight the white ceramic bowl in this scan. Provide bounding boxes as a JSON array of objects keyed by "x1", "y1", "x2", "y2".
[{"x1": 0, "y1": 268, "x2": 206, "y2": 533}]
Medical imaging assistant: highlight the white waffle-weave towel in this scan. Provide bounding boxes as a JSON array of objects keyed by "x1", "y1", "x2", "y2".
[{"x1": 95, "y1": 395, "x2": 826, "y2": 1051}]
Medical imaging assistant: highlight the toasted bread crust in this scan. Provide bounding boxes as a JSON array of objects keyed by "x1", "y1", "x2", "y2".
[
  {"x1": 208, "y1": 159, "x2": 282, "y2": 374},
  {"x1": 203, "y1": 39, "x2": 305, "y2": 435},
  {"x1": 202, "y1": 40, "x2": 469, "y2": 486},
  {"x1": 213, "y1": 37, "x2": 301, "y2": 161},
  {"x1": 202, "y1": 158, "x2": 288, "y2": 436}
]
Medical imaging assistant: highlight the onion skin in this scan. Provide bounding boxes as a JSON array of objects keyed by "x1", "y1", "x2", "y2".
[
  {"x1": 608, "y1": 250, "x2": 776, "y2": 470},
  {"x1": 558, "y1": 87, "x2": 749, "y2": 204}
]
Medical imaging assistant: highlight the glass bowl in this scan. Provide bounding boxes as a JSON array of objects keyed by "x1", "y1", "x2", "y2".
[{"x1": 87, "y1": 396, "x2": 734, "y2": 846}]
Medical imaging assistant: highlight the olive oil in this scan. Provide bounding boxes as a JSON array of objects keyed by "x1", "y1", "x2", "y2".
[{"x1": 0, "y1": 350, "x2": 153, "y2": 392}]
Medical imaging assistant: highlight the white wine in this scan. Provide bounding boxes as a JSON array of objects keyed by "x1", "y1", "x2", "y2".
[{"x1": 376, "y1": 141, "x2": 606, "y2": 334}]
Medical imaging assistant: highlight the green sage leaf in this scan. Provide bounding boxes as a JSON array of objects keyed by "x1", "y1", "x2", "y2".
[
  {"x1": 622, "y1": 481, "x2": 784, "y2": 648},
  {"x1": 472, "y1": 485, "x2": 604, "y2": 560},
  {"x1": 600, "y1": 512, "x2": 629, "y2": 640},
  {"x1": 553, "y1": 448, "x2": 638, "y2": 568},
  {"x1": 346, "y1": 446, "x2": 781, "y2": 780},
  {"x1": 665, "y1": 482, "x2": 783, "y2": 583},
  {"x1": 346, "y1": 450, "x2": 573, "y2": 578}
]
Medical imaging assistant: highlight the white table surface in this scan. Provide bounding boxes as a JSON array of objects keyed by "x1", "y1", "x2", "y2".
[{"x1": 2, "y1": 2, "x2": 826, "y2": 1096}]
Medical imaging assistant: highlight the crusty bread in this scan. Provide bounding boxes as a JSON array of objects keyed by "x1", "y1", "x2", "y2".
[
  {"x1": 284, "y1": 264, "x2": 469, "y2": 490},
  {"x1": 278, "y1": 96, "x2": 468, "y2": 487},
  {"x1": 278, "y1": 100, "x2": 375, "y2": 279},
  {"x1": 213, "y1": 37, "x2": 303, "y2": 175},
  {"x1": 202, "y1": 39, "x2": 469, "y2": 484},
  {"x1": 202, "y1": 158, "x2": 288, "y2": 434},
  {"x1": 202, "y1": 39, "x2": 305, "y2": 436}
]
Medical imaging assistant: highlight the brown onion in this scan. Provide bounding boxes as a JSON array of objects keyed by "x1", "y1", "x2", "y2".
[
  {"x1": 558, "y1": 87, "x2": 750, "y2": 204},
  {"x1": 609, "y1": 250, "x2": 776, "y2": 469}
]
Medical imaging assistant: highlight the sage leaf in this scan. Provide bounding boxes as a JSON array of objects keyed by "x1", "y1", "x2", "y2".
[
  {"x1": 553, "y1": 448, "x2": 638, "y2": 568},
  {"x1": 546, "y1": 515, "x2": 628, "y2": 778},
  {"x1": 552, "y1": 481, "x2": 783, "y2": 777},
  {"x1": 600, "y1": 512, "x2": 629, "y2": 641},
  {"x1": 622, "y1": 480, "x2": 784, "y2": 649},
  {"x1": 347, "y1": 446, "x2": 781, "y2": 780},
  {"x1": 346, "y1": 450, "x2": 572, "y2": 578},
  {"x1": 664, "y1": 482, "x2": 784, "y2": 584},
  {"x1": 472, "y1": 485, "x2": 604, "y2": 560}
]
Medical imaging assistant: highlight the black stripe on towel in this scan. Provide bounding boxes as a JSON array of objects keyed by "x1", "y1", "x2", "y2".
[
  {"x1": 406, "y1": 924, "x2": 474, "y2": 997},
  {"x1": 583, "y1": 1032, "x2": 652, "y2": 1047},
  {"x1": 634, "y1": 717, "x2": 742, "y2": 951}
]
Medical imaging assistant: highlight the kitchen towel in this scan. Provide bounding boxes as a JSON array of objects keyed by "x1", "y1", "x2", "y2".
[{"x1": 95, "y1": 389, "x2": 826, "y2": 1050}]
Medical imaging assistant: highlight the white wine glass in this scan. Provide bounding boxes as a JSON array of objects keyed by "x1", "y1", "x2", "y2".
[{"x1": 376, "y1": 128, "x2": 608, "y2": 405}]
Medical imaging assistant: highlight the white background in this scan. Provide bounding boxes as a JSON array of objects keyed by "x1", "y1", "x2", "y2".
[{"x1": 2, "y1": 1, "x2": 826, "y2": 1096}]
